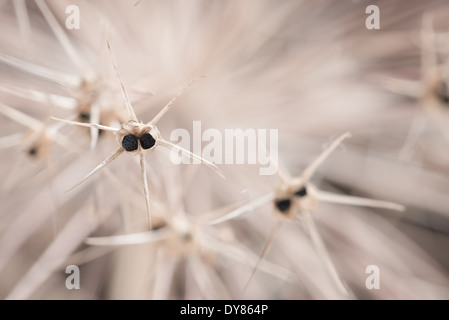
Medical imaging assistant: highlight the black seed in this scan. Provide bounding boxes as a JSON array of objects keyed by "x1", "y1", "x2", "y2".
[
  {"x1": 140, "y1": 133, "x2": 156, "y2": 150},
  {"x1": 294, "y1": 187, "x2": 307, "y2": 197},
  {"x1": 275, "y1": 199, "x2": 291, "y2": 213},
  {"x1": 437, "y1": 81, "x2": 449, "y2": 105},
  {"x1": 122, "y1": 134, "x2": 138, "y2": 151},
  {"x1": 79, "y1": 112, "x2": 90, "y2": 121},
  {"x1": 28, "y1": 147, "x2": 37, "y2": 156}
]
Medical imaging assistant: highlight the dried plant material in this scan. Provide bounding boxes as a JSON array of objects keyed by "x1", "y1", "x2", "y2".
[
  {"x1": 1, "y1": 0, "x2": 449, "y2": 301},
  {"x1": 52, "y1": 43, "x2": 223, "y2": 227},
  {"x1": 214, "y1": 133, "x2": 404, "y2": 295},
  {"x1": 85, "y1": 209, "x2": 294, "y2": 299},
  {"x1": 0, "y1": 101, "x2": 75, "y2": 161},
  {"x1": 382, "y1": 13, "x2": 449, "y2": 158}
]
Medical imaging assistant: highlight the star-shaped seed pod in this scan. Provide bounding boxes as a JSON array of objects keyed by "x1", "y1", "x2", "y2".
[
  {"x1": 84, "y1": 207, "x2": 294, "y2": 299},
  {"x1": 210, "y1": 132, "x2": 405, "y2": 295},
  {"x1": 52, "y1": 42, "x2": 224, "y2": 228},
  {"x1": 381, "y1": 14, "x2": 449, "y2": 157}
]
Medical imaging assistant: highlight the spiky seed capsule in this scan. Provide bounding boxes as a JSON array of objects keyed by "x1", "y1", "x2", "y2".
[
  {"x1": 122, "y1": 134, "x2": 139, "y2": 151},
  {"x1": 140, "y1": 133, "x2": 156, "y2": 150}
]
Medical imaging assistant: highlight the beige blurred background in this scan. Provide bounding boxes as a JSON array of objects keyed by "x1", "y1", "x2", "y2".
[{"x1": 0, "y1": 0, "x2": 448, "y2": 299}]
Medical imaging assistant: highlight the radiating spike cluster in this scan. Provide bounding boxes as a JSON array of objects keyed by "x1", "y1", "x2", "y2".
[
  {"x1": 212, "y1": 133, "x2": 404, "y2": 295},
  {"x1": 51, "y1": 46, "x2": 224, "y2": 227},
  {"x1": 1, "y1": 0, "x2": 449, "y2": 301}
]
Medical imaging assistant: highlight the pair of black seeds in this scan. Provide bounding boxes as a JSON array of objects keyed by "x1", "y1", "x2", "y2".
[
  {"x1": 275, "y1": 187, "x2": 307, "y2": 213},
  {"x1": 122, "y1": 133, "x2": 156, "y2": 152}
]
